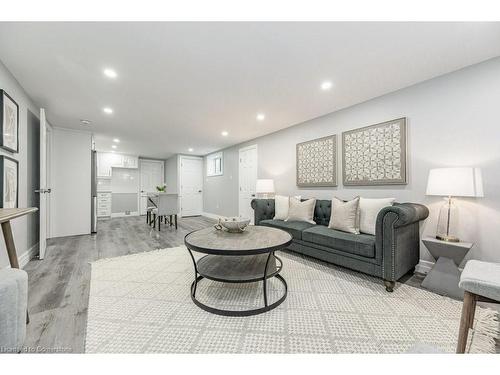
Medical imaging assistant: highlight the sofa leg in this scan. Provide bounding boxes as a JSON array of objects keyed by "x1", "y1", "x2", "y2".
[{"x1": 384, "y1": 280, "x2": 395, "y2": 292}]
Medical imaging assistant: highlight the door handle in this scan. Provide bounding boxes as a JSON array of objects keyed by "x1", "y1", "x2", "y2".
[
  {"x1": 35, "y1": 188, "x2": 52, "y2": 194},
  {"x1": 251, "y1": 194, "x2": 256, "y2": 197},
  {"x1": 198, "y1": 190, "x2": 202, "y2": 193}
]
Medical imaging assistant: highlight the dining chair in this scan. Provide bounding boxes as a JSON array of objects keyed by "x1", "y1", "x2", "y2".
[{"x1": 151, "y1": 193, "x2": 179, "y2": 231}]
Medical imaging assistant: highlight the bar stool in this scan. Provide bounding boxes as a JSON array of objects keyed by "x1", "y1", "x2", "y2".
[{"x1": 456, "y1": 260, "x2": 500, "y2": 353}]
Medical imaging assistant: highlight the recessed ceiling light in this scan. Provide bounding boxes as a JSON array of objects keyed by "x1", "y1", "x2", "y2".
[
  {"x1": 221, "y1": 131, "x2": 229, "y2": 137},
  {"x1": 188, "y1": 148, "x2": 194, "y2": 152},
  {"x1": 80, "y1": 119, "x2": 92, "y2": 125},
  {"x1": 103, "y1": 68, "x2": 117, "y2": 79},
  {"x1": 113, "y1": 138, "x2": 120, "y2": 143},
  {"x1": 320, "y1": 81, "x2": 333, "y2": 91},
  {"x1": 103, "y1": 107, "x2": 113, "y2": 114},
  {"x1": 111, "y1": 145, "x2": 117, "y2": 149},
  {"x1": 256, "y1": 113, "x2": 265, "y2": 121}
]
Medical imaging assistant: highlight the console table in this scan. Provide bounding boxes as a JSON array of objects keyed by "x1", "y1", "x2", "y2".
[{"x1": 0, "y1": 207, "x2": 39, "y2": 323}]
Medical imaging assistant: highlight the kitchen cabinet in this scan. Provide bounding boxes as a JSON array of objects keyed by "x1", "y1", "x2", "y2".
[
  {"x1": 97, "y1": 192, "x2": 112, "y2": 217},
  {"x1": 97, "y1": 152, "x2": 139, "y2": 177},
  {"x1": 121, "y1": 155, "x2": 139, "y2": 169}
]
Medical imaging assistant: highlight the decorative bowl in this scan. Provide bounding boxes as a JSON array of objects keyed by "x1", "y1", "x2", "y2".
[{"x1": 215, "y1": 217, "x2": 251, "y2": 233}]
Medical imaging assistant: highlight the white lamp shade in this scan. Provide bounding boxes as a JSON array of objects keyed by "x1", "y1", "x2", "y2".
[
  {"x1": 256, "y1": 179, "x2": 275, "y2": 194},
  {"x1": 426, "y1": 167, "x2": 483, "y2": 197}
]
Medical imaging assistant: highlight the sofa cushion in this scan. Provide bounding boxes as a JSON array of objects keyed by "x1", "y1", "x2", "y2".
[
  {"x1": 260, "y1": 219, "x2": 315, "y2": 240},
  {"x1": 302, "y1": 226, "x2": 376, "y2": 258}
]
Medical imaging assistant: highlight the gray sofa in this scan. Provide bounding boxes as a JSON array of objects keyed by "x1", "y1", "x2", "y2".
[{"x1": 251, "y1": 199, "x2": 429, "y2": 291}]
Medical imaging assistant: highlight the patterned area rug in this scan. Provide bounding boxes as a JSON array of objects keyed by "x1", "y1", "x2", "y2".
[{"x1": 85, "y1": 246, "x2": 499, "y2": 353}]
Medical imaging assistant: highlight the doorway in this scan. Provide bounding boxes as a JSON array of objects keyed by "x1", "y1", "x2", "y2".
[
  {"x1": 180, "y1": 156, "x2": 203, "y2": 217},
  {"x1": 238, "y1": 145, "x2": 258, "y2": 222},
  {"x1": 139, "y1": 159, "x2": 165, "y2": 215},
  {"x1": 26, "y1": 110, "x2": 40, "y2": 259}
]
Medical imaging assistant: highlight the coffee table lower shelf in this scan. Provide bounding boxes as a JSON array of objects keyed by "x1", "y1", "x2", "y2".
[{"x1": 187, "y1": 252, "x2": 288, "y2": 317}]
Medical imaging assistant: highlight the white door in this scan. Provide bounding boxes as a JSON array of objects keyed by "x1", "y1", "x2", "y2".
[
  {"x1": 180, "y1": 156, "x2": 203, "y2": 217},
  {"x1": 139, "y1": 160, "x2": 164, "y2": 215},
  {"x1": 239, "y1": 145, "x2": 258, "y2": 222},
  {"x1": 38, "y1": 109, "x2": 51, "y2": 259}
]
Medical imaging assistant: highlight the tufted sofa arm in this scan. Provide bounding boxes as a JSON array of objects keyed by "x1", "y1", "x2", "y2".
[
  {"x1": 375, "y1": 203, "x2": 429, "y2": 286},
  {"x1": 251, "y1": 199, "x2": 275, "y2": 225},
  {"x1": 376, "y1": 203, "x2": 429, "y2": 229}
]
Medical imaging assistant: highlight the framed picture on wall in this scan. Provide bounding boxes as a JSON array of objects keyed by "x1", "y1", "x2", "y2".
[
  {"x1": 342, "y1": 117, "x2": 407, "y2": 185},
  {"x1": 0, "y1": 155, "x2": 19, "y2": 208},
  {"x1": 296, "y1": 135, "x2": 337, "y2": 187},
  {"x1": 0, "y1": 90, "x2": 19, "y2": 153}
]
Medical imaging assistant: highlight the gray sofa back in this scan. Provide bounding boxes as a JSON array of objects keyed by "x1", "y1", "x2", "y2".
[{"x1": 251, "y1": 198, "x2": 429, "y2": 230}]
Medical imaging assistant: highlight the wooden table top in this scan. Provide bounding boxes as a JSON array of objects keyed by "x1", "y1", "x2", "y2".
[
  {"x1": 0, "y1": 207, "x2": 38, "y2": 223},
  {"x1": 185, "y1": 225, "x2": 293, "y2": 255}
]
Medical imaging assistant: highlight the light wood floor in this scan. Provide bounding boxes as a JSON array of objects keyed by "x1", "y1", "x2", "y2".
[
  {"x1": 23, "y1": 215, "x2": 215, "y2": 353},
  {"x1": 22, "y1": 216, "x2": 498, "y2": 353}
]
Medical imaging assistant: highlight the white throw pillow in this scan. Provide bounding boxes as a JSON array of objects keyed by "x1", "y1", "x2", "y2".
[
  {"x1": 273, "y1": 195, "x2": 301, "y2": 220},
  {"x1": 285, "y1": 198, "x2": 316, "y2": 224},
  {"x1": 359, "y1": 197, "x2": 395, "y2": 235},
  {"x1": 328, "y1": 197, "x2": 360, "y2": 234}
]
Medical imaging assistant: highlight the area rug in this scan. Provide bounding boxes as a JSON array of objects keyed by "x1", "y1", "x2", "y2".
[{"x1": 85, "y1": 246, "x2": 499, "y2": 353}]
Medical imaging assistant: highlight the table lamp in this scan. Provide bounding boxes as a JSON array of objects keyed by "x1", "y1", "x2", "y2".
[
  {"x1": 256, "y1": 179, "x2": 275, "y2": 199},
  {"x1": 426, "y1": 167, "x2": 483, "y2": 242}
]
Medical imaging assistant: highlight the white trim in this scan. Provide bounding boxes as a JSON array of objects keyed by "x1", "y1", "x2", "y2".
[
  {"x1": 238, "y1": 144, "x2": 258, "y2": 153},
  {"x1": 415, "y1": 259, "x2": 465, "y2": 275},
  {"x1": 52, "y1": 125, "x2": 91, "y2": 135},
  {"x1": 238, "y1": 144, "x2": 258, "y2": 222},
  {"x1": 19, "y1": 243, "x2": 40, "y2": 269},
  {"x1": 415, "y1": 260, "x2": 434, "y2": 275},
  {"x1": 179, "y1": 155, "x2": 203, "y2": 217},
  {"x1": 202, "y1": 212, "x2": 230, "y2": 220},
  {"x1": 110, "y1": 211, "x2": 139, "y2": 218}
]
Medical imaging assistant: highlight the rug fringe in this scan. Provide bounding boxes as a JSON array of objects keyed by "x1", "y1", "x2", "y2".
[{"x1": 468, "y1": 308, "x2": 500, "y2": 354}]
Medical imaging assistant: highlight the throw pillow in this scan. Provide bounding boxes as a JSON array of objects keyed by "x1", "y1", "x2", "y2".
[
  {"x1": 286, "y1": 198, "x2": 316, "y2": 224},
  {"x1": 273, "y1": 195, "x2": 301, "y2": 220},
  {"x1": 359, "y1": 197, "x2": 395, "y2": 235},
  {"x1": 328, "y1": 196, "x2": 360, "y2": 234}
]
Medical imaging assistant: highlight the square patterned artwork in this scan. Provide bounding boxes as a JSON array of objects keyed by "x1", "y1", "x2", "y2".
[
  {"x1": 342, "y1": 118, "x2": 407, "y2": 186},
  {"x1": 296, "y1": 135, "x2": 337, "y2": 187}
]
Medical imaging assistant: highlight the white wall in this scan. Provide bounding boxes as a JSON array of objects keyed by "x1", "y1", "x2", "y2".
[
  {"x1": 0, "y1": 60, "x2": 40, "y2": 268},
  {"x1": 165, "y1": 155, "x2": 179, "y2": 194},
  {"x1": 204, "y1": 57, "x2": 500, "y2": 266},
  {"x1": 50, "y1": 128, "x2": 92, "y2": 238}
]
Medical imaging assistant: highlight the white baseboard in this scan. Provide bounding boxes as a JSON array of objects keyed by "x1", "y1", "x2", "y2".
[
  {"x1": 201, "y1": 212, "x2": 229, "y2": 220},
  {"x1": 415, "y1": 260, "x2": 434, "y2": 275},
  {"x1": 110, "y1": 211, "x2": 139, "y2": 218},
  {"x1": 18, "y1": 243, "x2": 39, "y2": 269}
]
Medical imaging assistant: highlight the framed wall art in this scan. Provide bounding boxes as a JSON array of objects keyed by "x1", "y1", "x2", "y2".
[
  {"x1": 0, "y1": 155, "x2": 19, "y2": 208},
  {"x1": 0, "y1": 89, "x2": 19, "y2": 153},
  {"x1": 296, "y1": 135, "x2": 337, "y2": 187},
  {"x1": 342, "y1": 117, "x2": 407, "y2": 186}
]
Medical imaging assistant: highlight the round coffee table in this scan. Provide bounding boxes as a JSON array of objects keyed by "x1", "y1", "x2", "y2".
[{"x1": 184, "y1": 225, "x2": 292, "y2": 316}]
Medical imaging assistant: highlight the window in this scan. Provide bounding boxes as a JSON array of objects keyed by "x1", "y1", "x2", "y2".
[{"x1": 206, "y1": 151, "x2": 223, "y2": 177}]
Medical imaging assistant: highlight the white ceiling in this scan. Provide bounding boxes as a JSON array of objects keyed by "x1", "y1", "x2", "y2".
[{"x1": 1, "y1": 22, "x2": 499, "y2": 159}]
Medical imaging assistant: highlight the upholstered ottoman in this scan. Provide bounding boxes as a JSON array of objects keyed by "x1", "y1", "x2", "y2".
[
  {"x1": 456, "y1": 260, "x2": 500, "y2": 353},
  {"x1": 0, "y1": 268, "x2": 28, "y2": 353}
]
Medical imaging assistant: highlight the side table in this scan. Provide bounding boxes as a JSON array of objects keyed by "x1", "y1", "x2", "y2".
[{"x1": 421, "y1": 237, "x2": 473, "y2": 300}]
